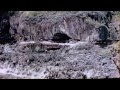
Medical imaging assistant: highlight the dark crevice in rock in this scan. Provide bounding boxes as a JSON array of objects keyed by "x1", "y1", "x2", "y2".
[
  {"x1": 0, "y1": 11, "x2": 17, "y2": 44},
  {"x1": 52, "y1": 32, "x2": 72, "y2": 43},
  {"x1": 95, "y1": 25, "x2": 110, "y2": 48}
]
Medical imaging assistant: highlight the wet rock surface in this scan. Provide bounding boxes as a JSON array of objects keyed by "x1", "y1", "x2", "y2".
[
  {"x1": 0, "y1": 40, "x2": 119, "y2": 79},
  {"x1": 0, "y1": 11, "x2": 119, "y2": 79}
]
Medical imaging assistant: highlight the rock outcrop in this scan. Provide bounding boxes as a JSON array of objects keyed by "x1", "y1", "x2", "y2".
[
  {"x1": 0, "y1": 11, "x2": 119, "y2": 79},
  {"x1": 9, "y1": 11, "x2": 118, "y2": 43}
]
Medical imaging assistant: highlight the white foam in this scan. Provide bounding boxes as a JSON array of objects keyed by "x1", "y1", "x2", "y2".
[
  {"x1": 19, "y1": 41, "x2": 36, "y2": 45},
  {"x1": 83, "y1": 69, "x2": 94, "y2": 79},
  {"x1": 0, "y1": 66, "x2": 48, "y2": 79},
  {"x1": 4, "y1": 45, "x2": 14, "y2": 53}
]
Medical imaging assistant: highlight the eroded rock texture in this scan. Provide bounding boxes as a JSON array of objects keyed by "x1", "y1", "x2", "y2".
[{"x1": 0, "y1": 11, "x2": 119, "y2": 79}]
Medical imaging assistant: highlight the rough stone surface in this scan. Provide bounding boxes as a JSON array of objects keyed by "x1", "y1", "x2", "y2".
[{"x1": 0, "y1": 11, "x2": 119, "y2": 79}]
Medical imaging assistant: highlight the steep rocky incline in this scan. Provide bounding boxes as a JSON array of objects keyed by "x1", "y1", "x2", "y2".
[{"x1": 10, "y1": 11, "x2": 118, "y2": 42}]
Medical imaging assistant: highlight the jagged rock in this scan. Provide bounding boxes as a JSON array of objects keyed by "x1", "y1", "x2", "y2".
[
  {"x1": 0, "y1": 11, "x2": 119, "y2": 79},
  {"x1": 10, "y1": 11, "x2": 117, "y2": 43},
  {"x1": 13, "y1": 12, "x2": 96, "y2": 41},
  {"x1": 87, "y1": 11, "x2": 107, "y2": 23}
]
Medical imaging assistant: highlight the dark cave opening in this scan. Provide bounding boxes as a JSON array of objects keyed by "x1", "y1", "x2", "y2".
[{"x1": 52, "y1": 32, "x2": 72, "y2": 43}]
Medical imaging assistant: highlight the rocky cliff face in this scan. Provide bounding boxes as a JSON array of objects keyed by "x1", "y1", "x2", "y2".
[
  {"x1": 10, "y1": 11, "x2": 119, "y2": 42},
  {"x1": 0, "y1": 11, "x2": 119, "y2": 79},
  {"x1": 0, "y1": 11, "x2": 118, "y2": 43}
]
